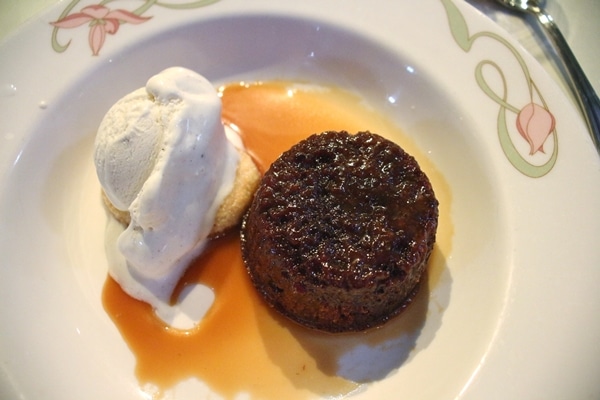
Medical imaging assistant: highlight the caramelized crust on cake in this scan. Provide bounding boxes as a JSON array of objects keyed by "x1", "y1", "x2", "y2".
[
  {"x1": 241, "y1": 131, "x2": 439, "y2": 333},
  {"x1": 103, "y1": 151, "x2": 260, "y2": 236}
]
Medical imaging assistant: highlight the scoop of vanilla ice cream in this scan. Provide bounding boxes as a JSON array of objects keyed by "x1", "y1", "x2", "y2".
[{"x1": 94, "y1": 67, "x2": 239, "y2": 303}]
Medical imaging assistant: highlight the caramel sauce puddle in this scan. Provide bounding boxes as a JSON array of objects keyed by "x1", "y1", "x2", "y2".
[{"x1": 102, "y1": 81, "x2": 453, "y2": 399}]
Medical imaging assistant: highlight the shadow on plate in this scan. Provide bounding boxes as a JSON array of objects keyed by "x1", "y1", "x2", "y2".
[{"x1": 258, "y1": 244, "x2": 451, "y2": 387}]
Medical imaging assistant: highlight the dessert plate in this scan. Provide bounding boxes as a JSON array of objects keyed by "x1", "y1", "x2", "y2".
[{"x1": 1, "y1": 0, "x2": 599, "y2": 399}]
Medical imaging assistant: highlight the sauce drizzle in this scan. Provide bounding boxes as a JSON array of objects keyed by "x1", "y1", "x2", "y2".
[{"x1": 102, "y1": 81, "x2": 452, "y2": 399}]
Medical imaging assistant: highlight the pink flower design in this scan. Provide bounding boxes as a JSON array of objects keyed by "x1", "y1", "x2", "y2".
[
  {"x1": 51, "y1": 5, "x2": 151, "y2": 56},
  {"x1": 516, "y1": 102, "x2": 556, "y2": 155}
]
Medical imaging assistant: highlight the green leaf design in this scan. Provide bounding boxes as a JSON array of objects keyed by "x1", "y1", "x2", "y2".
[
  {"x1": 50, "y1": 0, "x2": 81, "y2": 53},
  {"x1": 440, "y1": 0, "x2": 473, "y2": 51}
]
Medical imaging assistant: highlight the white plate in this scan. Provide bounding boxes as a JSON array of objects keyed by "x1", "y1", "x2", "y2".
[{"x1": 1, "y1": 0, "x2": 599, "y2": 399}]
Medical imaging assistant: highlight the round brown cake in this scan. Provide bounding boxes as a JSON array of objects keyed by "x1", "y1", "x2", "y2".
[{"x1": 241, "y1": 131, "x2": 438, "y2": 333}]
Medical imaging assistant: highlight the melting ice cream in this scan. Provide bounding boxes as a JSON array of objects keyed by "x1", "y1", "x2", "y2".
[{"x1": 94, "y1": 67, "x2": 239, "y2": 309}]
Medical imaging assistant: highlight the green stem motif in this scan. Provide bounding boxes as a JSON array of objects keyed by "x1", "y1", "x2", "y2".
[
  {"x1": 131, "y1": 0, "x2": 158, "y2": 16},
  {"x1": 154, "y1": 0, "x2": 221, "y2": 10},
  {"x1": 132, "y1": 0, "x2": 219, "y2": 15},
  {"x1": 440, "y1": 0, "x2": 558, "y2": 177},
  {"x1": 51, "y1": 0, "x2": 81, "y2": 52},
  {"x1": 474, "y1": 60, "x2": 520, "y2": 114}
]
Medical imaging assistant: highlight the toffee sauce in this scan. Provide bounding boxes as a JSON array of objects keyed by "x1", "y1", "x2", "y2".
[{"x1": 102, "y1": 81, "x2": 452, "y2": 399}]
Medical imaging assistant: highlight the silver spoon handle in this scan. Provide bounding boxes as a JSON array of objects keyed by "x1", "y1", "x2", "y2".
[{"x1": 532, "y1": 8, "x2": 600, "y2": 154}]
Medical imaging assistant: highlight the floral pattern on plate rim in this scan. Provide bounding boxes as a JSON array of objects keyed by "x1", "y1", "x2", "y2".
[
  {"x1": 49, "y1": 0, "x2": 557, "y2": 177},
  {"x1": 50, "y1": 0, "x2": 219, "y2": 56},
  {"x1": 441, "y1": 0, "x2": 558, "y2": 177}
]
